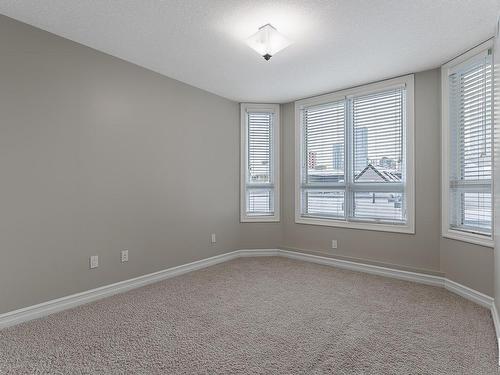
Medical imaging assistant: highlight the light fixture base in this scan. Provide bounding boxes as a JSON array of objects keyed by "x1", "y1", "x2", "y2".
[{"x1": 245, "y1": 24, "x2": 291, "y2": 61}]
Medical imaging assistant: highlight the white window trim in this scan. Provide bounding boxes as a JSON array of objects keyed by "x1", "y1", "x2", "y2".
[
  {"x1": 240, "y1": 103, "x2": 280, "y2": 222},
  {"x1": 441, "y1": 40, "x2": 494, "y2": 248},
  {"x1": 294, "y1": 75, "x2": 415, "y2": 234}
]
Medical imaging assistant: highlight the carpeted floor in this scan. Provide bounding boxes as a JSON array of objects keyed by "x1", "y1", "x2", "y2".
[{"x1": 0, "y1": 257, "x2": 498, "y2": 374}]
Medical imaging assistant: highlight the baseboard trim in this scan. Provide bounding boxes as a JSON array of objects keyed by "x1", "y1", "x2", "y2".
[
  {"x1": 0, "y1": 248, "x2": 494, "y2": 331},
  {"x1": 443, "y1": 278, "x2": 493, "y2": 308},
  {"x1": 491, "y1": 303, "x2": 500, "y2": 365},
  {"x1": 278, "y1": 249, "x2": 445, "y2": 288},
  {"x1": 0, "y1": 249, "x2": 277, "y2": 329}
]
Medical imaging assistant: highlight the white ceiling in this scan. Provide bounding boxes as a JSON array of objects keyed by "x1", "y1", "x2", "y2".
[{"x1": 1, "y1": 1, "x2": 499, "y2": 103}]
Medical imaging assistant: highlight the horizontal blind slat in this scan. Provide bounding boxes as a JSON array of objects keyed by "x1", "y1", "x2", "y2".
[
  {"x1": 448, "y1": 53, "x2": 492, "y2": 235},
  {"x1": 303, "y1": 101, "x2": 346, "y2": 218},
  {"x1": 351, "y1": 87, "x2": 405, "y2": 223},
  {"x1": 246, "y1": 112, "x2": 274, "y2": 215}
]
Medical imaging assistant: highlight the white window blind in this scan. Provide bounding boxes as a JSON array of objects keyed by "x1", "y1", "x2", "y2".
[
  {"x1": 448, "y1": 52, "x2": 492, "y2": 236},
  {"x1": 247, "y1": 112, "x2": 273, "y2": 215},
  {"x1": 302, "y1": 101, "x2": 346, "y2": 219},
  {"x1": 351, "y1": 88, "x2": 406, "y2": 223},
  {"x1": 241, "y1": 104, "x2": 280, "y2": 221},
  {"x1": 298, "y1": 80, "x2": 411, "y2": 230}
]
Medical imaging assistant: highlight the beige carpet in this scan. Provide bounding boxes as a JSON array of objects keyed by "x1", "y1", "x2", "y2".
[{"x1": 0, "y1": 257, "x2": 497, "y2": 374}]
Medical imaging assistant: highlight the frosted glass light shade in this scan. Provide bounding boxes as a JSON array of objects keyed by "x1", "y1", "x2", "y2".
[{"x1": 245, "y1": 24, "x2": 291, "y2": 60}]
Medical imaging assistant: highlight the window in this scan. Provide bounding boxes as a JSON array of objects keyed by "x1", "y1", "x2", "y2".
[
  {"x1": 441, "y1": 42, "x2": 493, "y2": 247},
  {"x1": 240, "y1": 103, "x2": 280, "y2": 222},
  {"x1": 295, "y1": 75, "x2": 415, "y2": 233}
]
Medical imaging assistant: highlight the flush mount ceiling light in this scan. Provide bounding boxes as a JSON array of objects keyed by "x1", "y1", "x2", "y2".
[{"x1": 245, "y1": 24, "x2": 292, "y2": 61}]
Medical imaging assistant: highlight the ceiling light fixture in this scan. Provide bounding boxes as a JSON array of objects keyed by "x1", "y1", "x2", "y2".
[{"x1": 245, "y1": 24, "x2": 291, "y2": 61}]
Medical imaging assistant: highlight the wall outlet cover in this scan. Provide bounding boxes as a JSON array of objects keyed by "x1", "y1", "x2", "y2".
[
  {"x1": 331, "y1": 240, "x2": 338, "y2": 249},
  {"x1": 90, "y1": 255, "x2": 99, "y2": 269},
  {"x1": 121, "y1": 250, "x2": 129, "y2": 263}
]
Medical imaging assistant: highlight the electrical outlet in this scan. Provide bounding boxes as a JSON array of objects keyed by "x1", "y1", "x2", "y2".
[
  {"x1": 211, "y1": 233, "x2": 216, "y2": 244},
  {"x1": 89, "y1": 255, "x2": 99, "y2": 269},
  {"x1": 121, "y1": 250, "x2": 129, "y2": 263},
  {"x1": 331, "y1": 240, "x2": 338, "y2": 249}
]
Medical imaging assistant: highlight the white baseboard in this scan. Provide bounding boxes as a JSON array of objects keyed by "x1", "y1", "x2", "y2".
[
  {"x1": 278, "y1": 249, "x2": 445, "y2": 288},
  {"x1": 492, "y1": 303, "x2": 500, "y2": 365},
  {"x1": 0, "y1": 248, "x2": 495, "y2": 333},
  {"x1": 444, "y1": 278, "x2": 493, "y2": 308},
  {"x1": 0, "y1": 249, "x2": 277, "y2": 329},
  {"x1": 236, "y1": 249, "x2": 280, "y2": 257}
]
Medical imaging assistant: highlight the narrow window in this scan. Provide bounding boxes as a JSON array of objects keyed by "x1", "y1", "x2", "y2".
[
  {"x1": 241, "y1": 104, "x2": 280, "y2": 222},
  {"x1": 442, "y1": 42, "x2": 493, "y2": 246}
]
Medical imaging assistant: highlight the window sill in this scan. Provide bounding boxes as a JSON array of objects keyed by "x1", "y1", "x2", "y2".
[
  {"x1": 295, "y1": 215, "x2": 415, "y2": 234},
  {"x1": 442, "y1": 229, "x2": 493, "y2": 248},
  {"x1": 241, "y1": 215, "x2": 280, "y2": 223}
]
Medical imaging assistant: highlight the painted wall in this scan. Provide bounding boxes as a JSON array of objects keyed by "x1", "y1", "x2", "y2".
[
  {"x1": 441, "y1": 238, "x2": 493, "y2": 296},
  {"x1": 0, "y1": 15, "x2": 280, "y2": 313}
]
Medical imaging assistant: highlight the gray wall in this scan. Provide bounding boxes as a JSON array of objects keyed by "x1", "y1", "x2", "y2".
[
  {"x1": 441, "y1": 238, "x2": 493, "y2": 296},
  {"x1": 0, "y1": 15, "x2": 493, "y2": 314},
  {"x1": 0, "y1": 15, "x2": 279, "y2": 313}
]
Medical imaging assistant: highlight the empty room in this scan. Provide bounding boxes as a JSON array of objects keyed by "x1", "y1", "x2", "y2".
[{"x1": 1, "y1": 1, "x2": 500, "y2": 374}]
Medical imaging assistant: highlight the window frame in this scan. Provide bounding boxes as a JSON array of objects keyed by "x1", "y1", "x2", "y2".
[
  {"x1": 294, "y1": 75, "x2": 415, "y2": 234},
  {"x1": 240, "y1": 103, "x2": 280, "y2": 222},
  {"x1": 441, "y1": 40, "x2": 494, "y2": 248}
]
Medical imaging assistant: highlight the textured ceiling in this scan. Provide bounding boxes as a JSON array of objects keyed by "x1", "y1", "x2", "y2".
[{"x1": 1, "y1": 1, "x2": 499, "y2": 103}]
